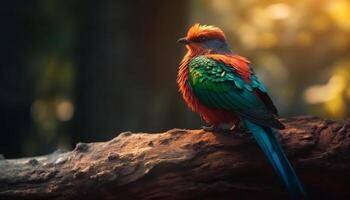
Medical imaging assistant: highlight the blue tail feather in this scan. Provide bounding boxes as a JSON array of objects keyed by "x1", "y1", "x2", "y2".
[{"x1": 243, "y1": 119, "x2": 306, "y2": 199}]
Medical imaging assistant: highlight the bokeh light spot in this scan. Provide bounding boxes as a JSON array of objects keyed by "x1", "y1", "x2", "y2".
[
  {"x1": 296, "y1": 31, "x2": 313, "y2": 47},
  {"x1": 258, "y1": 32, "x2": 277, "y2": 48},
  {"x1": 266, "y1": 3, "x2": 291, "y2": 20},
  {"x1": 304, "y1": 74, "x2": 346, "y2": 104},
  {"x1": 56, "y1": 100, "x2": 74, "y2": 122},
  {"x1": 236, "y1": 24, "x2": 258, "y2": 49}
]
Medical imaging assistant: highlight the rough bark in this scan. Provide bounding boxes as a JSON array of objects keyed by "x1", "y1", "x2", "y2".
[{"x1": 0, "y1": 116, "x2": 349, "y2": 200}]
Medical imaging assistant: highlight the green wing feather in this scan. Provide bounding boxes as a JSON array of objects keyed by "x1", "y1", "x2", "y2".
[{"x1": 188, "y1": 55, "x2": 283, "y2": 129}]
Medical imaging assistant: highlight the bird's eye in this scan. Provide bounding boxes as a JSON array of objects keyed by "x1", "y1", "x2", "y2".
[
  {"x1": 194, "y1": 36, "x2": 208, "y2": 42},
  {"x1": 199, "y1": 36, "x2": 207, "y2": 41}
]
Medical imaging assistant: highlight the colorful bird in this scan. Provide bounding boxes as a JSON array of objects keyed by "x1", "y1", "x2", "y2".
[{"x1": 177, "y1": 24, "x2": 306, "y2": 199}]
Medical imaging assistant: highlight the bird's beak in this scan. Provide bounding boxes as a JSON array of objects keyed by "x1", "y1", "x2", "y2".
[{"x1": 177, "y1": 37, "x2": 189, "y2": 45}]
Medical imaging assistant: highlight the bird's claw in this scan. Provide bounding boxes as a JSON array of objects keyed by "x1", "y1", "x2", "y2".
[
  {"x1": 202, "y1": 124, "x2": 249, "y2": 135},
  {"x1": 202, "y1": 125, "x2": 231, "y2": 133},
  {"x1": 202, "y1": 125, "x2": 216, "y2": 132}
]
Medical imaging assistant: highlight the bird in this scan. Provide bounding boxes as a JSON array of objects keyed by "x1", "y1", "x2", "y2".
[{"x1": 177, "y1": 24, "x2": 306, "y2": 199}]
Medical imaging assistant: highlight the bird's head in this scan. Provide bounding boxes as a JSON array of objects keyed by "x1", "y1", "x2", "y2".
[{"x1": 178, "y1": 24, "x2": 231, "y2": 54}]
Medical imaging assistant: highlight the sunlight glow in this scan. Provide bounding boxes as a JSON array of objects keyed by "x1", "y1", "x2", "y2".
[
  {"x1": 193, "y1": 0, "x2": 350, "y2": 118},
  {"x1": 304, "y1": 75, "x2": 346, "y2": 104},
  {"x1": 326, "y1": 0, "x2": 350, "y2": 30},
  {"x1": 304, "y1": 60, "x2": 350, "y2": 118},
  {"x1": 258, "y1": 32, "x2": 277, "y2": 48},
  {"x1": 236, "y1": 24, "x2": 258, "y2": 49},
  {"x1": 266, "y1": 3, "x2": 291, "y2": 20},
  {"x1": 296, "y1": 31, "x2": 313, "y2": 47}
]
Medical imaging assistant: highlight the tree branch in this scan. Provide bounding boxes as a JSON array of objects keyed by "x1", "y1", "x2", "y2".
[{"x1": 0, "y1": 116, "x2": 349, "y2": 200}]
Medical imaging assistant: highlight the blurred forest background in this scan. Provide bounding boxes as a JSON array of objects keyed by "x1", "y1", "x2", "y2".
[{"x1": 1, "y1": 0, "x2": 350, "y2": 158}]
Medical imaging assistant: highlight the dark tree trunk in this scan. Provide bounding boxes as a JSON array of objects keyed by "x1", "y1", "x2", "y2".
[
  {"x1": 0, "y1": 1, "x2": 35, "y2": 158},
  {"x1": 1, "y1": 116, "x2": 349, "y2": 200},
  {"x1": 73, "y1": 0, "x2": 192, "y2": 144}
]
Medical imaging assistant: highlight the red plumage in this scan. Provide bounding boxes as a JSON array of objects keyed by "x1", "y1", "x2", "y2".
[{"x1": 177, "y1": 52, "x2": 251, "y2": 125}]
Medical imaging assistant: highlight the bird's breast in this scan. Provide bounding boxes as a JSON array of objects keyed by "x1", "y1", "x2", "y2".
[{"x1": 177, "y1": 56, "x2": 238, "y2": 125}]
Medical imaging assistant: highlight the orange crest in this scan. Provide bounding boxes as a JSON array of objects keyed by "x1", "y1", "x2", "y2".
[{"x1": 186, "y1": 24, "x2": 226, "y2": 41}]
